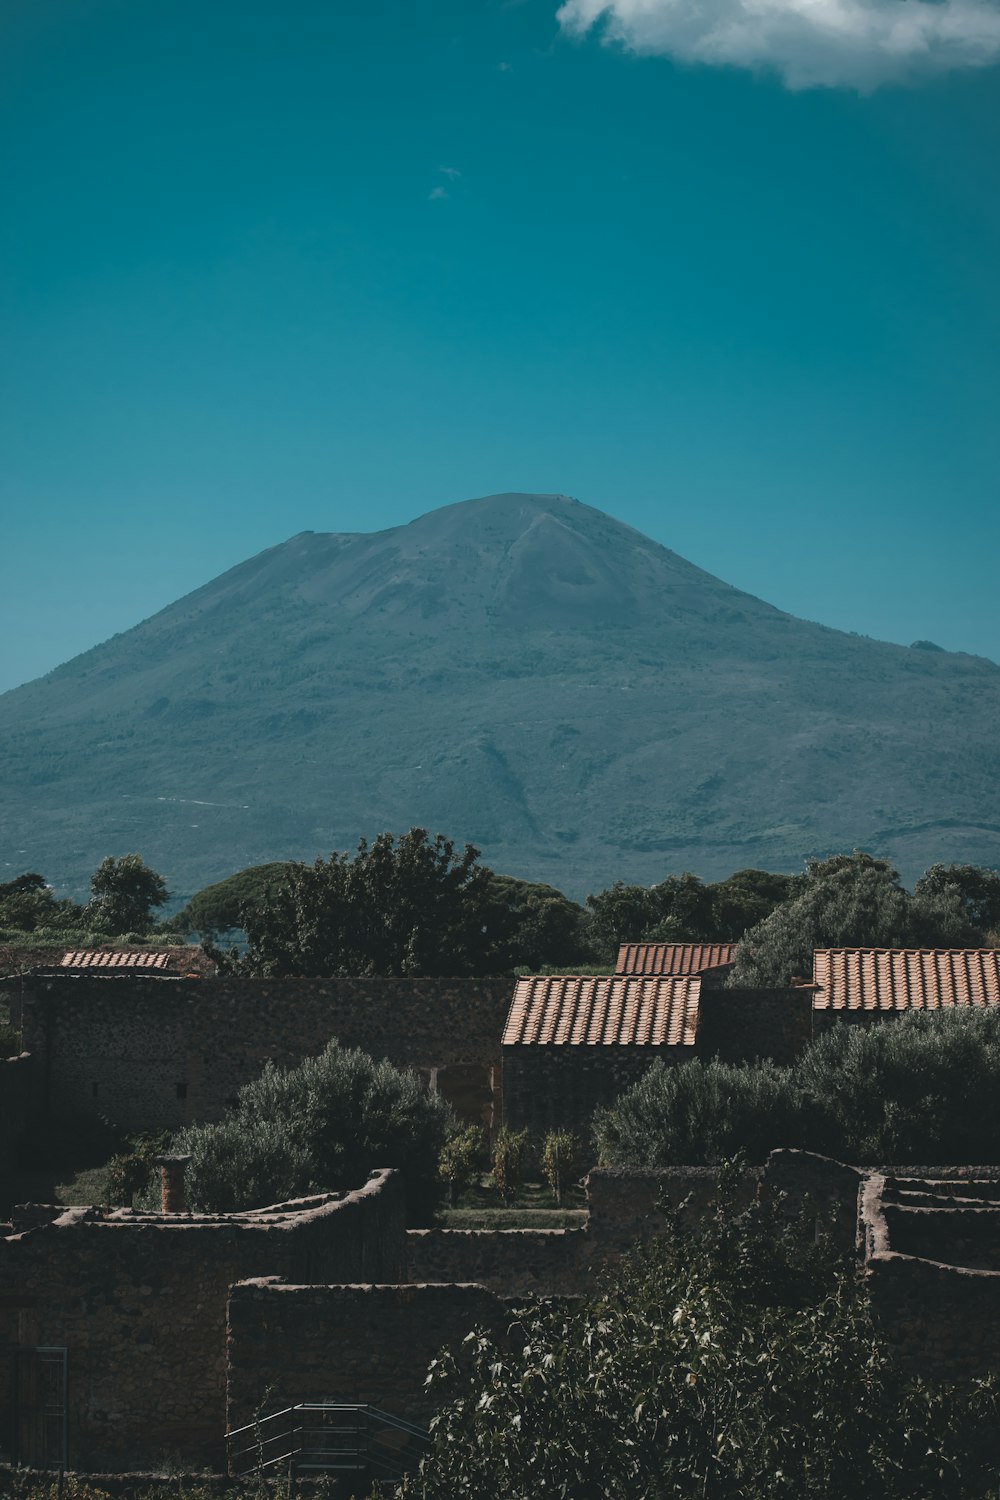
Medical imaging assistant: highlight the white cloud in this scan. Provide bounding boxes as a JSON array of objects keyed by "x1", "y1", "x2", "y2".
[
  {"x1": 428, "y1": 185, "x2": 449, "y2": 200},
  {"x1": 557, "y1": 0, "x2": 1000, "y2": 88},
  {"x1": 439, "y1": 165, "x2": 462, "y2": 179}
]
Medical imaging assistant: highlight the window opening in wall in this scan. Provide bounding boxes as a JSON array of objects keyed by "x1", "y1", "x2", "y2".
[
  {"x1": 176, "y1": 1082, "x2": 187, "y2": 1099},
  {"x1": 91, "y1": 1083, "x2": 99, "y2": 1099}
]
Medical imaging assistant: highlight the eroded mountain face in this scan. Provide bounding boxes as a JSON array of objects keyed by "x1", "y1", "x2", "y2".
[{"x1": 2, "y1": 492, "x2": 998, "y2": 904}]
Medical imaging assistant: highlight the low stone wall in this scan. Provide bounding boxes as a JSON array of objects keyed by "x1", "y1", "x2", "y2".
[
  {"x1": 867, "y1": 1253, "x2": 1000, "y2": 1378},
  {"x1": 0, "y1": 1053, "x2": 35, "y2": 1201},
  {"x1": 19, "y1": 975, "x2": 514, "y2": 1133},
  {"x1": 226, "y1": 1280, "x2": 505, "y2": 1436},
  {"x1": 406, "y1": 1227, "x2": 589, "y2": 1294},
  {"x1": 0, "y1": 1171, "x2": 406, "y2": 1471}
]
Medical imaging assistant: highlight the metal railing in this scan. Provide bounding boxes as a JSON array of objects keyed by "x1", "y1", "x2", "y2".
[{"x1": 227, "y1": 1401, "x2": 430, "y2": 1482}]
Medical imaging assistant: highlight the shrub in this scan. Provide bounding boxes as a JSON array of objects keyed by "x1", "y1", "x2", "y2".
[
  {"x1": 438, "y1": 1125, "x2": 487, "y2": 1206},
  {"x1": 175, "y1": 1039, "x2": 454, "y2": 1224},
  {"x1": 798, "y1": 1009, "x2": 1000, "y2": 1164},
  {"x1": 491, "y1": 1127, "x2": 531, "y2": 1205},
  {"x1": 596, "y1": 1057, "x2": 805, "y2": 1168},
  {"x1": 540, "y1": 1129, "x2": 584, "y2": 1205},
  {"x1": 400, "y1": 1175, "x2": 1000, "y2": 1499}
]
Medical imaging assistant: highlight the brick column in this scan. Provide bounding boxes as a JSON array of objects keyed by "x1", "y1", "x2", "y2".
[{"x1": 152, "y1": 1153, "x2": 192, "y2": 1213}]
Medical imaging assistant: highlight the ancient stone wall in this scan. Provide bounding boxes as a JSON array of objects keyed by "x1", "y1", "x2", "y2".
[
  {"x1": 405, "y1": 1226, "x2": 588, "y2": 1294},
  {"x1": 697, "y1": 987, "x2": 814, "y2": 1066},
  {"x1": 501, "y1": 1045, "x2": 680, "y2": 1135},
  {"x1": 0, "y1": 1171, "x2": 406, "y2": 1471},
  {"x1": 18, "y1": 975, "x2": 513, "y2": 1132},
  {"x1": 0, "y1": 1053, "x2": 35, "y2": 1200},
  {"x1": 226, "y1": 1280, "x2": 505, "y2": 1437}
]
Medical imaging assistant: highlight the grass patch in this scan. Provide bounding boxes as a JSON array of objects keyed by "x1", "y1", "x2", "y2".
[{"x1": 440, "y1": 1207, "x2": 587, "y2": 1229}]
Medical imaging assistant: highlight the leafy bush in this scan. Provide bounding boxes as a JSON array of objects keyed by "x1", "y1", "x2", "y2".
[
  {"x1": 540, "y1": 1129, "x2": 583, "y2": 1205},
  {"x1": 798, "y1": 1009, "x2": 1000, "y2": 1164},
  {"x1": 438, "y1": 1125, "x2": 487, "y2": 1206},
  {"x1": 491, "y1": 1127, "x2": 532, "y2": 1205},
  {"x1": 598, "y1": 1010, "x2": 1000, "y2": 1169},
  {"x1": 400, "y1": 1178, "x2": 1000, "y2": 1499},
  {"x1": 596, "y1": 1057, "x2": 805, "y2": 1168},
  {"x1": 175, "y1": 1039, "x2": 454, "y2": 1224}
]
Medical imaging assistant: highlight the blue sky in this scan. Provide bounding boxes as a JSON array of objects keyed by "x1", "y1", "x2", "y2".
[{"x1": 1, "y1": 0, "x2": 998, "y2": 692}]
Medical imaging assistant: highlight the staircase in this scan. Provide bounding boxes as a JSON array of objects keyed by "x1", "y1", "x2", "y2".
[{"x1": 227, "y1": 1402, "x2": 430, "y2": 1487}]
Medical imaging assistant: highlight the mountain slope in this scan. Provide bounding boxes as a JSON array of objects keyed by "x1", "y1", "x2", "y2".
[{"x1": 2, "y1": 492, "x2": 999, "y2": 904}]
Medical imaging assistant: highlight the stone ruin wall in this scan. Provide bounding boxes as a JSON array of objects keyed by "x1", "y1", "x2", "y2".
[
  {"x1": 0, "y1": 1171, "x2": 406, "y2": 1471},
  {"x1": 0, "y1": 1053, "x2": 35, "y2": 1201},
  {"x1": 226, "y1": 1280, "x2": 506, "y2": 1438},
  {"x1": 16, "y1": 975, "x2": 514, "y2": 1133}
]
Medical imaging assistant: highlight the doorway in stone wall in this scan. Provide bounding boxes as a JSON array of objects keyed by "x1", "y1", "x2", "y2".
[
  {"x1": 5, "y1": 1346, "x2": 68, "y2": 1468},
  {"x1": 433, "y1": 1064, "x2": 495, "y2": 1132}
]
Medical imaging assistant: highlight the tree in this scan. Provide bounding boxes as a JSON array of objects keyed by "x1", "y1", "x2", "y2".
[
  {"x1": 483, "y1": 874, "x2": 589, "y2": 971},
  {"x1": 709, "y1": 867, "x2": 803, "y2": 939},
  {"x1": 400, "y1": 1176, "x2": 1000, "y2": 1499},
  {"x1": 86, "y1": 854, "x2": 169, "y2": 935},
  {"x1": 167, "y1": 861, "x2": 294, "y2": 935},
  {"x1": 583, "y1": 882, "x2": 661, "y2": 963},
  {"x1": 234, "y1": 829, "x2": 515, "y2": 978},
  {"x1": 175, "y1": 1038, "x2": 455, "y2": 1224},
  {"x1": 0, "y1": 872, "x2": 83, "y2": 933},
  {"x1": 438, "y1": 1126, "x2": 487, "y2": 1207},
  {"x1": 728, "y1": 851, "x2": 973, "y2": 989},
  {"x1": 913, "y1": 864, "x2": 1000, "y2": 941}
]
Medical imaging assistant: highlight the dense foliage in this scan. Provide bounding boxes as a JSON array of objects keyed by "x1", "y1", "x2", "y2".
[
  {"x1": 168, "y1": 861, "x2": 294, "y2": 934},
  {"x1": 85, "y1": 854, "x2": 169, "y2": 934},
  {"x1": 598, "y1": 1008, "x2": 1000, "y2": 1168},
  {"x1": 729, "y1": 853, "x2": 982, "y2": 987},
  {"x1": 231, "y1": 829, "x2": 517, "y2": 977},
  {"x1": 399, "y1": 1179, "x2": 1000, "y2": 1499},
  {"x1": 175, "y1": 1038, "x2": 454, "y2": 1224},
  {"x1": 0, "y1": 872, "x2": 83, "y2": 934},
  {"x1": 583, "y1": 868, "x2": 801, "y2": 962}
]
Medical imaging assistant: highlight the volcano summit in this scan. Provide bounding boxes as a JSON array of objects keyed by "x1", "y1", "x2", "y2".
[{"x1": 2, "y1": 492, "x2": 999, "y2": 903}]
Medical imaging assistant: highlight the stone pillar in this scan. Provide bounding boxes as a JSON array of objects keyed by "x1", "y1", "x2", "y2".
[{"x1": 153, "y1": 1153, "x2": 192, "y2": 1214}]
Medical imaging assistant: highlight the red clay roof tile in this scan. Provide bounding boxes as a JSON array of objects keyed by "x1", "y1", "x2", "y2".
[
  {"x1": 502, "y1": 974, "x2": 700, "y2": 1047},
  {"x1": 812, "y1": 949, "x2": 1000, "y2": 1012},
  {"x1": 615, "y1": 943, "x2": 736, "y2": 977}
]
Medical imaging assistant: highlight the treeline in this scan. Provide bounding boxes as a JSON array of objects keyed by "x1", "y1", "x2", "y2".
[{"x1": 6, "y1": 835, "x2": 1000, "y2": 982}]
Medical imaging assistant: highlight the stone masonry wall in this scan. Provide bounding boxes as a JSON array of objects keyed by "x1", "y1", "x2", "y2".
[
  {"x1": 696, "y1": 987, "x2": 814, "y2": 1066},
  {"x1": 18, "y1": 975, "x2": 514, "y2": 1133},
  {"x1": 0, "y1": 1171, "x2": 406, "y2": 1471},
  {"x1": 405, "y1": 1227, "x2": 589, "y2": 1295},
  {"x1": 0, "y1": 1053, "x2": 35, "y2": 1197},
  {"x1": 501, "y1": 1045, "x2": 682, "y2": 1136},
  {"x1": 226, "y1": 1280, "x2": 505, "y2": 1437}
]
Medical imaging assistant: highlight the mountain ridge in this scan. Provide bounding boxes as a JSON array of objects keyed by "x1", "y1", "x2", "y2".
[{"x1": 2, "y1": 492, "x2": 998, "y2": 903}]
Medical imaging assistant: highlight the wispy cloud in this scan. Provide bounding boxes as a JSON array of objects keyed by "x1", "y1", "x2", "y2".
[
  {"x1": 439, "y1": 165, "x2": 462, "y2": 180},
  {"x1": 428, "y1": 184, "x2": 450, "y2": 200},
  {"x1": 557, "y1": 0, "x2": 1000, "y2": 88}
]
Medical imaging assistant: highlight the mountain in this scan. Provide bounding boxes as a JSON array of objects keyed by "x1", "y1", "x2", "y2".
[{"x1": 2, "y1": 492, "x2": 1000, "y2": 905}]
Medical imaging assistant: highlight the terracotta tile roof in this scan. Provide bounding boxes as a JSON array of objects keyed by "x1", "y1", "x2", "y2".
[
  {"x1": 502, "y1": 974, "x2": 700, "y2": 1047},
  {"x1": 615, "y1": 942, "x2": 736, "y2": 977},
  {"x1": 60, "y1": 949, "x2": 176, "y2": 971},
  {"x1": 812, "y1": 949, "x2": 1000, "y2": 1012}
]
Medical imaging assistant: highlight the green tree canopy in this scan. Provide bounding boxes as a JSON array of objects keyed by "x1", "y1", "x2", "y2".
[
  {"x1": 234, "y1": 828, "x2": 515, "y2": 978},
  {"x1": 483, "y1": 873, "x2": 589, "y2": 971},
  {"x1": 176, "y1": 1037, "x2": 454, "y2": 1224},
  {"x1": 0, "y1": 872, "x2": 83, "y2": 933},
  {"x1": 85, "y1": 854, "x2": 169, "y2": 935},
  {"x1": 728, "y1": 851, "x2": 975, "y2": 988},
  {"x1": 913, "y1": 863, "x2": 1000, "y2": 940},
  {"x1": 169, "y1": 861, "x2": 294, "y2": 934}
]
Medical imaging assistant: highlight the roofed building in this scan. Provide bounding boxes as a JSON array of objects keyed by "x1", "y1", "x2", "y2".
[
  {"x1": 502, "y1": 973, "x2": 701, "y2": 1133},
  {"x1": 811, "y1": 949, "x2": 1000, "y2": 1015},
  {"x1": 615, "y1": 942, "x2": 736, "y2": 981}
]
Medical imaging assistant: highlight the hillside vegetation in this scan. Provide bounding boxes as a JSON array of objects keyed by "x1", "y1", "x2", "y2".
[{"x1": 2, "y1": 492, "x2": 999, "y2": 902}]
